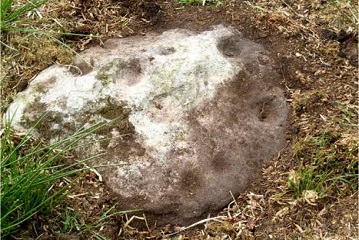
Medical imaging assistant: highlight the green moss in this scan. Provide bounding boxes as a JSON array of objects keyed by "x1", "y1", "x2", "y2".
[
  {"x1": 96, "y1": 58, "x2": 127, "y2": 86},
  {"x1": 97, "y1": 73, "x2": 109, "y2": 83},
  {"x1": 22, "y1": 96, "x2": 75, "y2": 141},
  {"x1": 20, "y1": 93, "x2": 136, "y2": 151},
  {"x1": 98, "y1": 101, "x2": 130, "y2": 120},
  {"x1": 95, "y1": 99, "x2": 134, "y2": 137},
  {"x1": 150, "y1": 68, "x2": 176, "y2": 96},
  {"x1": 21, "y1": 96, "x2": 46, "y2": 127},
  {"x1": 32, "y1": 77, "x2": 57, "y2": 94}
]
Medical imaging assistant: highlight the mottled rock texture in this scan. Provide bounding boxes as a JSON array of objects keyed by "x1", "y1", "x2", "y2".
[{"x1": 6, "y1": 25, "x2": 289, "y2": 225}]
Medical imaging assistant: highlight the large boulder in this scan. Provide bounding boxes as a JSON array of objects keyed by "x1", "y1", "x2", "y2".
[{"x1": 6, "y1": 25, "x2": 289, "y2": 225}]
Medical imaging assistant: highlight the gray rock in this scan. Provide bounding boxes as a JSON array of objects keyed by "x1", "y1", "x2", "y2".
[{"x1": 6, "y1": 25, "x2": 289, "y2": 225}]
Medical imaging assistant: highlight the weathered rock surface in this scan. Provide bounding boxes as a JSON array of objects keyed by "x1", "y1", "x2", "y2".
[{"x1": 6, "y1": 25, "x2": 289, "y2": 225}]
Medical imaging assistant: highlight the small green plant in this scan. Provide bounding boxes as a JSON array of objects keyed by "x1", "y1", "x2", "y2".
[
  {"x1": 0, "y1": 0, "x2": 48, "y2": 32},
  {"x1": 0, "y1": 114, "x2": 103, "y2": 237},
  {"x1": 61, "y1": 208, "x2": 80, "y2": 233},
  {"x1": 289, "y1": 131, "x2": 358, "y2": 200},
  {"x1": 288, "y1": 164, "x2": 330, "y2": 199},
  {"x1": 335, "y1": 101, "x2": 357, "y2": 127},
  {"x1": 58, "y1": 204, "x2": 140, "y2": 239}
]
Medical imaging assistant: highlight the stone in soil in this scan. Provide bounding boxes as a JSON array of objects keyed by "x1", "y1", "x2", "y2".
[{"x1": 6, "y1": 25, "x2": 289, "y2": 225}]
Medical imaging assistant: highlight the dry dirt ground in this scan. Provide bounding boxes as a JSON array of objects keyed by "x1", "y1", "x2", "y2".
[{"x1": 1, "y1": 0, "x2": 358, "y2": 239}]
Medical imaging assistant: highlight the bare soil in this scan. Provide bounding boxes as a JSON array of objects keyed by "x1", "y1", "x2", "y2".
[{"x1": 1, "y1": 0, "x2": 357, "y2": 239}]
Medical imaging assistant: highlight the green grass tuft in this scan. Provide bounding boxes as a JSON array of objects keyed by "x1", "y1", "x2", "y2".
[
  {"x1": 0, "y1": 114, "x2": 104, "y2": 237},
  {"x1": 289, "y1": 131, "x2": 358, "y2": 200},
  {"x1": 0, "y1": 0, "x2": 48, "y2": 32}
]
